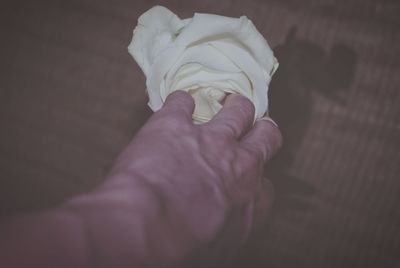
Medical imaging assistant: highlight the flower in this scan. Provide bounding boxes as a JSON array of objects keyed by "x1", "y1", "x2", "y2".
[{"x1": 128, "y1": 5, "x2": 278, "y2": 123}]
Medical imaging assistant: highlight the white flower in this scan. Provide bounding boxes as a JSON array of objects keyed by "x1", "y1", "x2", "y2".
[{"x1": 128, "y1": 5, "x2": 278, "y2": 123}]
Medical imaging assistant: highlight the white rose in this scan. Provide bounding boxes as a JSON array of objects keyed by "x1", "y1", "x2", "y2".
[{"x1": 128, "y1": 5, "x2": 278, "y2": 123}]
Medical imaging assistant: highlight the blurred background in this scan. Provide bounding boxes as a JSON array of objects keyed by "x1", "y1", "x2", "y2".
[{"x1": 0, "y1": 0, "x2": 399, "y2": 267}]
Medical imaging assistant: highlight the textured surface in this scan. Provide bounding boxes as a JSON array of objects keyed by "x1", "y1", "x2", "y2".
[{"x1": 0, "y1": 0, "x2": 399, "y2": 267}]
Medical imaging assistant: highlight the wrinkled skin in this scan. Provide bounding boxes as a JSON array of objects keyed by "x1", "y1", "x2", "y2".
[{"x1": 0, "y1": 91, "x2": 281, "y2": 268}]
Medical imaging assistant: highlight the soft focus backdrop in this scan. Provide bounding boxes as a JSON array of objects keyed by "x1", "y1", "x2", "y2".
[{"x1": 0, "y1": 0, "x2": 399, "y2": 267}]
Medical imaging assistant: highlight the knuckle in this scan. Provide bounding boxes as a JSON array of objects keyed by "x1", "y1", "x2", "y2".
[
  {"x1": 240, "y1": 97, "x2": 255, "y2": 117},
  {"x1": 231, "y1": 95, "x2": 255, "y2": 119},
  {"x1": 222, "y1": 119, "x2": 240, "y2": 137},
  {"x1": 200, "y1": 127, "x2": 234, "y2": 147},
  {"x1": 265, "y1": 120, "x2": 283, "y2": 147},
  {"x1": 237, "y1": 147, "x2": 261, "y2": 173},
  {"x1": 149, "y1": 110, "x2": 190, "y2": 132},
  {"x1": 255, "y1": 121, "x2": 283, "y2": 159},
  {"x1": 244, "y1": 147, "x2": 263, "y2": 164},
  {"x1": 207, "y1": 121, "x2": 239, "y2": 140},
  {"x1": 167, "y1": 90, "x2": 194, "y2": 107}
]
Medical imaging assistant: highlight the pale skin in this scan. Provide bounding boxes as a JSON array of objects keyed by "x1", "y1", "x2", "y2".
[{"x1": 0, "y1": 91, "x2": 282, "y2": 268}]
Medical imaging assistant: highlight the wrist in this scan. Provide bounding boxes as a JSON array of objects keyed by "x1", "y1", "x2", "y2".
[{"x1": 64, "y1": 171, "x2": 207, "y2": 267}]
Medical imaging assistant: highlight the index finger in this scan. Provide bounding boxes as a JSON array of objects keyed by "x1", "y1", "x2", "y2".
[{"x1": 148, "y1": 90, "x2": 195, "y2": 125}]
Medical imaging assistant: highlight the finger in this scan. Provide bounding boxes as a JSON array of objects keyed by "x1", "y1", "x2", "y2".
[
  {"x1": 240, "y1": 117, "x2": 282, "y2": 162},
  {"x1": 206, "y1": 94, "x2": 255, "y2": 139},
  {"x1": 161, "y1": 90, "x2": 195, "y2": 121}
]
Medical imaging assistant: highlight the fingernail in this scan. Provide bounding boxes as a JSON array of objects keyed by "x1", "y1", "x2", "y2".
[{"x1": 258, "y1": 116, "x2": 279, "y2": 128}]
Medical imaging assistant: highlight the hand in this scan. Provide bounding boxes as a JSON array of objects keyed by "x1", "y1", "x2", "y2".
[
  {"x1": 103, "y1": 90, "x2": 282, "y2": 266},
  {"x1": 0, "y1": 90, "x2": 282, "y2": 268}
]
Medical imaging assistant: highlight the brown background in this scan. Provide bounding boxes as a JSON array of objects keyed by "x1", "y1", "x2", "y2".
[{"x1": 0, "y1": 0, "x2": 399, "y2": 267}]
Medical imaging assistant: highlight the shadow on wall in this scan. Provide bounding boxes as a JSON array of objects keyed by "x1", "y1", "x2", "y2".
[
  {"x1": 266, "y1": 27, "x2": 358, "y2": 213},
  {"x1": 234, "y1": 26, "x2": 358, "y2": 268}
]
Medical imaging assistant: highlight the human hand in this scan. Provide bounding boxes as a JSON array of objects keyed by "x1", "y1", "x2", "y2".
[
  {"x1": 104, "y1": 90, "x2": 282, "y2": 265},
  {"x1": 0, "y1": 90, "x2": 281, "y2": 268}
]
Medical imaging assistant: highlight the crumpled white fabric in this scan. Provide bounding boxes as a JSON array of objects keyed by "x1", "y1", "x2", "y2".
[{"x1": 128, "y1": 5, "x2": 278, "y2": 123}]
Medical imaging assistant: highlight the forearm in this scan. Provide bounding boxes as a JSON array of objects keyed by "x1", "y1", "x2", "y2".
[
  {"x1": 0, "y1": 208, "x2": 89, "y2": 268},
  {"x1": 0, "y1": 172, "x2": 225, "y2": 268}
]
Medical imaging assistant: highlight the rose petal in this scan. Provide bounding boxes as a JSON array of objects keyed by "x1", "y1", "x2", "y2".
[
  {"x1": 174, "y1": 13, "x2": 277, "y2": 76},
  {"x1": 128, "y1": 6, "x2": 278, "y2": 122},
  {"x1": 128, "y1": 6, "x2": 184, "y2": 75}
]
